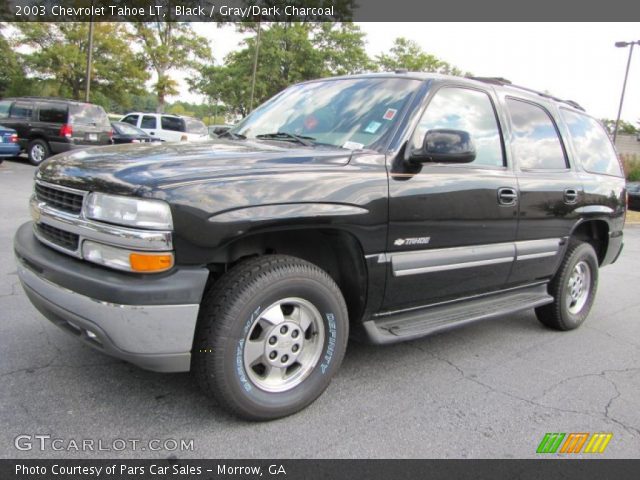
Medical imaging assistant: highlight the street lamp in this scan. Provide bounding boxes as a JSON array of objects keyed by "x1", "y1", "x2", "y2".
[{"x1": 613, "y1": 40, "x2": 640, "y2": 144}]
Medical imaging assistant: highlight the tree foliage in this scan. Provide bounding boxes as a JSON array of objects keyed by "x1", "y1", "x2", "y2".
[
  {"x1": 189, "y1": 22, "x2": 371, "y2": 117},
  {"x1": 601, "y1": 118, "x2": 639, "y2": 135},
  {"x1": 132, "y1": 22, "x2": 211, "y2": 112},
  {"x1": 376, "y1": 37, "x2": 467, "y2": 76},
  {"x1": 14, "y1": 23, "x2": 149, "y2": 109}
]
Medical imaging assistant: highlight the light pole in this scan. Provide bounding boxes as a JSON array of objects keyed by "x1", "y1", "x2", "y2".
[
  {"x1": 249, "y1": 21, "x2": 262, "y2": 113},
  {"x1": 84, "y1": 1, "x2": 95, "y2": 103},
  {"x1": 613, "y1": 40, "x2": 640, "y2": 144}
]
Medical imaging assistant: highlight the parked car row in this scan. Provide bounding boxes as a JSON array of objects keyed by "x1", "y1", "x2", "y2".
[
  {"x1": 0, "y1": 124, "x2": 21, "y2": 164},
  {"x1": 0, "y1": 96, "x2": 218, "y2": 165},
  {"x1": 120, "y1": 112, "x2": 209, "y2": 142}
]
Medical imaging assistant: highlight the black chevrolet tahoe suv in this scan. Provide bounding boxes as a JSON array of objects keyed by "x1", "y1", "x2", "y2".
[
  {"x1": 14, "y1": 73, "x2": 626, "y2": 420},
  {"x1": 0, "y1": 97, "x2": 112, "y2": 165}
]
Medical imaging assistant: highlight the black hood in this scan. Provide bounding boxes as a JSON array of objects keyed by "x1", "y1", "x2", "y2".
[{"x1": 37, "y1": 139, "x2": 352, "y2": 195}]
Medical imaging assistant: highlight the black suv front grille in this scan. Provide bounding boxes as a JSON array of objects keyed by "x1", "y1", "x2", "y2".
[
  {"x1": 35, "y1": 183, "x2": 84, "y2": 214},
  {"x1": 36, "y1": 223, "x2": 79, "y2": 251}
]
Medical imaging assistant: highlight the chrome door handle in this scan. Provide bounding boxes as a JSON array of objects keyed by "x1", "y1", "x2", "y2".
[
  {"x1": 498, "y1": 187, "x2": 518, "y2": 206},
  {"x1": 564, "y1": 188, "x2": 578, "y2": 204}
]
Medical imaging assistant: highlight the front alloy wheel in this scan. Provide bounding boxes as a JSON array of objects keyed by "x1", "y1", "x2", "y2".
[
  {"x1": 243, "y1": 298, "x2": 325, "y2": 393},
  {"x1": 193, "y1": 255, "x2": 348, "y2": 420}
]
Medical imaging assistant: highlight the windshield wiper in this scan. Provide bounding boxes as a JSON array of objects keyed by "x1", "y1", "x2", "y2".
[
  {"x1": 218, "y1": 130, "x2": 246, "y2": 140},
  {"x1": 256, "y1": 131, "x2": 316, "y2": 146}
]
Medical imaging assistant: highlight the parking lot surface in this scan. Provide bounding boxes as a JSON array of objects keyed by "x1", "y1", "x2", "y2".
[{"x1": 1, "y1": 158, "x2": 639, "y2": 459}]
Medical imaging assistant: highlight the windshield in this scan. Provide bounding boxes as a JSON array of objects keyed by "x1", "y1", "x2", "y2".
[
  {"x1": 232, "y1": 77, "x2": 421, "y2": 149},
  {"x1": 69, "y1": 104, "x2": 110, "y2": 127}
]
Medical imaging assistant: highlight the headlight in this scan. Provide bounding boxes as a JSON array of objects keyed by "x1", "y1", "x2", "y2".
[
  {"x1": 82, "y1": 241, "x2": 174, "y2": 273},
  {"x1": 85, "y1": 193, "x2": 173, "y2": 230}
]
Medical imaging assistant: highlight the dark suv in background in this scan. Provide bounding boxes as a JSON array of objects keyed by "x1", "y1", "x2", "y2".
[{"x1": 0, "y1": 97, "x2": 112, "y2": 165}]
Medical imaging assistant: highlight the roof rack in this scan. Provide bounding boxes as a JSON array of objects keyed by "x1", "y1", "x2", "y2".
[
  {"x1": 468, "y1": 76, "x2": 585, "y2": 111},
  {"x1": 11, "y1": 96, "x2": 84, "y2": 103}
]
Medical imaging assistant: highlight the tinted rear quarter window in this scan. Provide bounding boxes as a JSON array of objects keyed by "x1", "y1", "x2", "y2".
[
  {"x1": 0, "y1": 100, "x2": 11, "y2": 118},
  {"x1": 69, "y1": 104, "x2": 110, "y2": 128},
  {"x1": 38, "y1": 103, "x2": 68, "y2": 123},
  {"x1": 161, "y1": 116, "x2": 185, "y2": 132},
  {"x1": 506, "y1": 98, "x2": 567, "y2": 170},
  {"x1": 561, "y1": 109, "x2": 623, "y2": 177},
  {"x1": 185, "y1": 117, "x2": 207, "y2": 135}
]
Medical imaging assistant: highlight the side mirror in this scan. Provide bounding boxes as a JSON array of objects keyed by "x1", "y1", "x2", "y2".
[{"x1": 410, "y1": 129, "x2": 476, "y2": 164}]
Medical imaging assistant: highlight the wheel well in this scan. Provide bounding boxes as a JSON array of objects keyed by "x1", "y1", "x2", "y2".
[
  {"x1": 27, "y1": 135, "x2": 47, "y2": 145},
  {"x1": 571, "y1": 220, "x2": 609, "y2": 265},
  {"x1": 209, "y1": 229, "x2": 368, "y2": 324}
]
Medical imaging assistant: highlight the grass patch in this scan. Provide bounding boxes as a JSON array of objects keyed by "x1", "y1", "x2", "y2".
[
  {"x1": 626, "y1": 210, "x2": 640, "y2": 224},
  {"x1": 621, "y1": 154, "x2": 640, "y2": 182}
]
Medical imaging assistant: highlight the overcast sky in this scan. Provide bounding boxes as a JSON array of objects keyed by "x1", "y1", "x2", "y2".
[{"x1": 185, "y1": 22, "x2": 640, "y2": 123}]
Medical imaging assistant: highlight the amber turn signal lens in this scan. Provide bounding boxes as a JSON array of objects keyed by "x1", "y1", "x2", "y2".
[{"x1": 129, "y1": 253, "x2": 174, "y2": 272}]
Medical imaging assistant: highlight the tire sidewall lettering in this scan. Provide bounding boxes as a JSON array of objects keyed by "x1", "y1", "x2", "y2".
[
  {"x1": 320, "y1": 313, "x2": 337, "y2": 374},
  {"x1": 235, "y1": 296, "x2": 340, "y2": 395},
  {"x1": 236, "y1": 305, "x2": 262, "y2": 392}
]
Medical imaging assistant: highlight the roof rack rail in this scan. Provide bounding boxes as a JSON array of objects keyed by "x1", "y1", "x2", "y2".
[
  {"x1": 468, "y1": 76, "x2": 585, "y2": 111},
  {"x1": 13, "y1": 96, "x2": 81, "y2": 102}
]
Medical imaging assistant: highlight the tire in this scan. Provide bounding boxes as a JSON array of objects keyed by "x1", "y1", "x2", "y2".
[
  {"x1": 27, "y1": 139, "x2": 50, "y2": 165},
  {"x1": 535, "y1": 241, "x2": 599, "y2": 331},
  {"x1": 192, "y1": 255, "x2": 349, "y2": 420}
]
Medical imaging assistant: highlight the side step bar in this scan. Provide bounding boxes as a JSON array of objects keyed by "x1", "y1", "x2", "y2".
[{"x1": 362, "y1": 284, "x2": 553, "y2": 345}]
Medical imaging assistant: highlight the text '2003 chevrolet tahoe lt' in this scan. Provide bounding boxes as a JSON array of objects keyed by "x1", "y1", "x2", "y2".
[{"x1": 15, "y1": 73, "x2": 626, "y2": 420}]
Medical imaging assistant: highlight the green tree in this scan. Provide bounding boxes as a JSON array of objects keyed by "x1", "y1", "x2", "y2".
[
  {"x1": 376, "y1": 37, "x2": 466, "y2": 76},
  {"x1": 0, "y1": 24, "x2": 25, "y2": 97},
  {"x1": 133, "y1": 22, "x2": 211, "y2": 112},
  {"x1": 189, "y1": 23, "x2": 371, "y2": 117},
  {"x1": 14, "y1": 23, "x2": 149, "y2": 108},
  {"x1": 601, "y1": 118, "x2": 639, "y2": 135}
]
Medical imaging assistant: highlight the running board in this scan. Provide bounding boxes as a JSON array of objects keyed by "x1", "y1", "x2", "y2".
[{"x1": 362, "y1": 284, "x2": 553, "y2": 345}]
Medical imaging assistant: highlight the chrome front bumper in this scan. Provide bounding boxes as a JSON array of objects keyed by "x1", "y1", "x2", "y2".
[
  {"x1": 18, "y1": 263, "x2": 199, "y2": 372},
  {"x1": 15, "y1": 221, "x2": 209, "y2": 373}
]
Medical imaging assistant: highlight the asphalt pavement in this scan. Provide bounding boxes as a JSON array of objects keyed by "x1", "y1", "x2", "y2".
[{"x1": 1, "y1": 158, "x2": 639, "y2": 459}]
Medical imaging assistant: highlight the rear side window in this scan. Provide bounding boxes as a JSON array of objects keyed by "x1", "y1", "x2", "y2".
[
  {"x1": 69, "y1": 104, "x2": 110, "y2": 127},
  {"x1": 141, "y1": 115, "x2": 157, "y2": 129},
  {"x1": 161, "y1": 116, "x2": 186, "y2": 132},
  {"x1": 185, "y1": 117, "x2": 207, "y2": 135},
  {"x1": 122, "y1": 114, "x2": 139, "y2": 126},
  {"x1": 506, "y1": 98, "x2": 567, "y2": 170},
  {"x1": 561, "y1": 109, "x2": 623, "y2": 177},
  {"x1": 10, "y1": 102, "x2": 33, "y2": 119},
  {"x1": 413, "y1": 87, "x2": 504, "y2": 167},
  {"x1": 38, "y1": 103, "x2": 67, "y2": 123},
  {"x1": 0, "y1": 100, "x2": 11, "y2": 118}
]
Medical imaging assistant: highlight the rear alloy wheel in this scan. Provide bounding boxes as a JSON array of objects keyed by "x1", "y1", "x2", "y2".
[
  {"x1": 536, "y1": 241, "x2": 599, "y2": 331},
  {"x1": 27, "y1": 139, "x2": 50, "y2": 165},
  {"x1": 193, "y1": 255, "x2": 348, "y2": 420}
]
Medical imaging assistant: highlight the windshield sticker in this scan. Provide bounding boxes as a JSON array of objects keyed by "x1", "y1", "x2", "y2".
[
  {"x1": 342, "y1": 141, "x2": 364, "y2": 150},
  {"x1": 383, "y1": 108, "x2": 397, "y2": 121},
  {"x1": 364, "y1": 121, "x2": 382, "y2": 134}
]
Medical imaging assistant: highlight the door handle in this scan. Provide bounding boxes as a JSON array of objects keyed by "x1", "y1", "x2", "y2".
[
  {"x1": 497, "y1": 187, "x2": 518, "y2": 206},
  {"x1": 564, "y1": 188, "x2": 578, "y2": 204}
]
